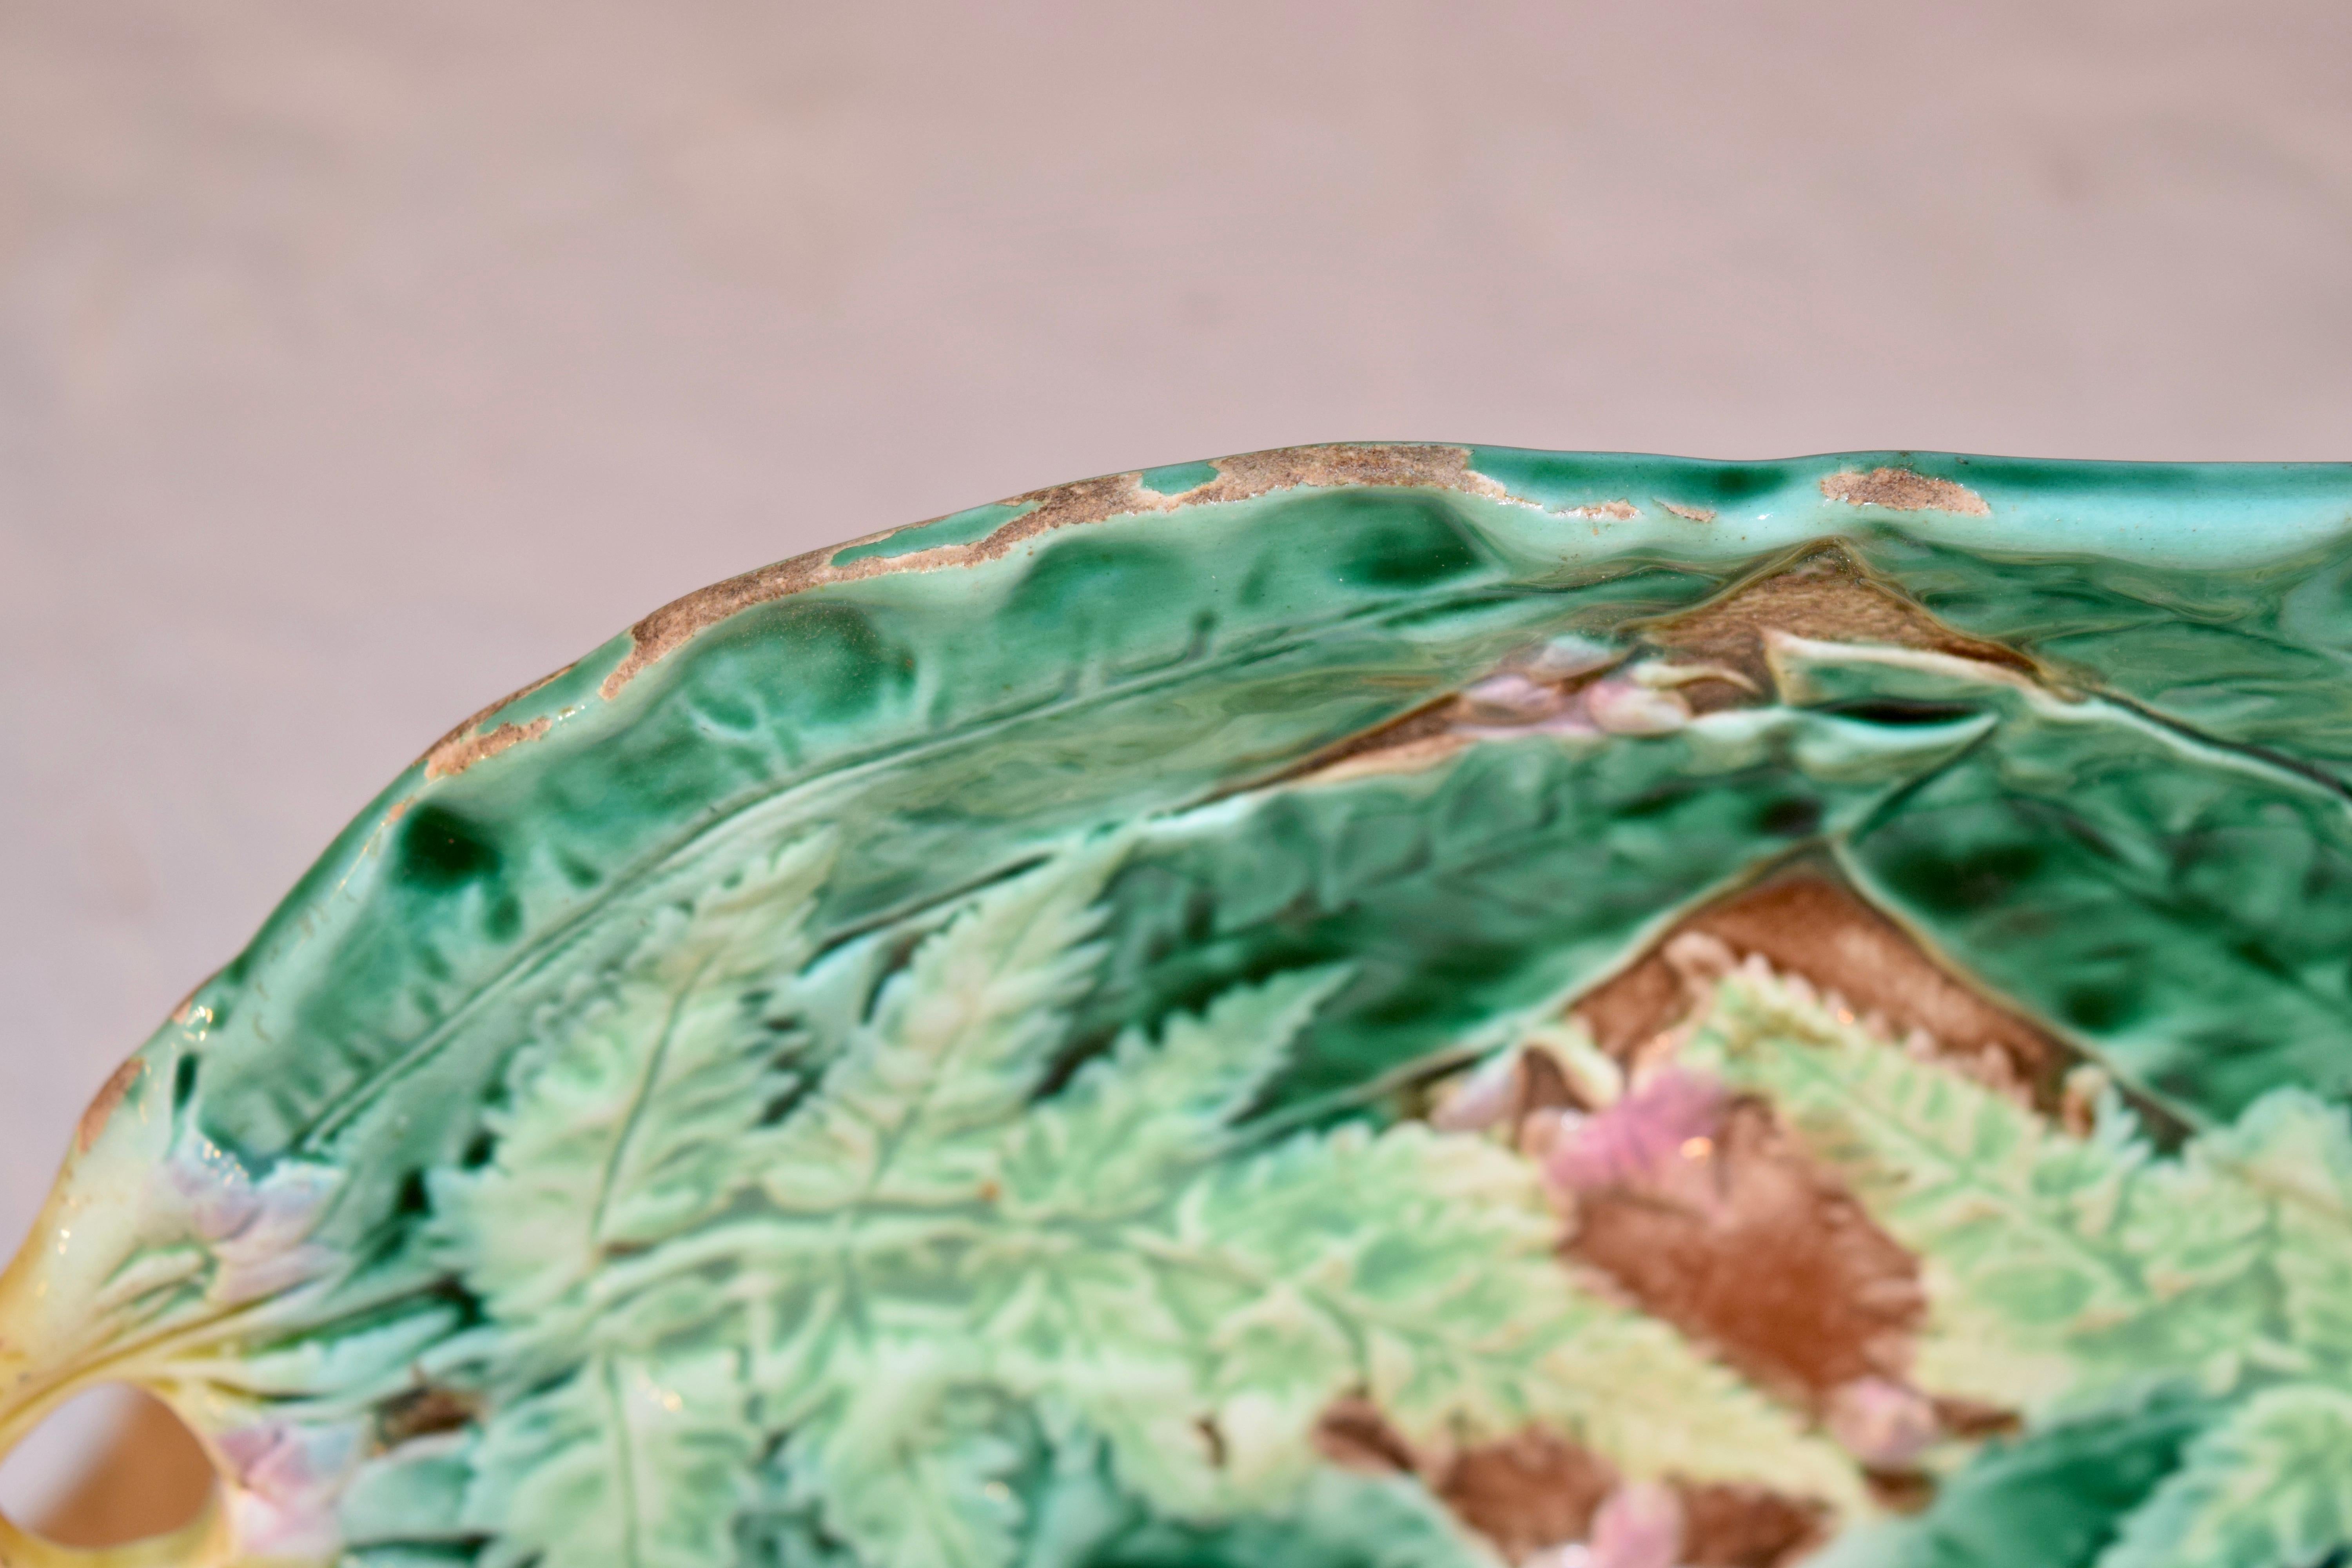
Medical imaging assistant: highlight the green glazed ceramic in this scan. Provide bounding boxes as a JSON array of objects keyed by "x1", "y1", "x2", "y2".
[{"x1": 5, "y1": 446, "x2": 2351, "y2": 1568}]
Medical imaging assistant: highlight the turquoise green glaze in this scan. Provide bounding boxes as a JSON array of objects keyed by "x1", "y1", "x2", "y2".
[
  {"x1": 827, "y1": 502, "x2": 1030, "y2": 565},
  {"x1": 1, "y1": 446, "x2": 2348, "y2": 1568},
  {"x1": 1135, "y1": 460, "x2": 1220, "y2": 496}
]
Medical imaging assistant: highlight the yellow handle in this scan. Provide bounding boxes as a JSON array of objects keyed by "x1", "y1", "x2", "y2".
[{"x1": 0, "y1": 1499, "x2": 227, "y2": 1568}]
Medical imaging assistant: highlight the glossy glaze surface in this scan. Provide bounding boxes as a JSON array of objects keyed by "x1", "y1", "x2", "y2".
[{"x1": 2, "y1": 446, "x2": 2348, "y2": 1568}]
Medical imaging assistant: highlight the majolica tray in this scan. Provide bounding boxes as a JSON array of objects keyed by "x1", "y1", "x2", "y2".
[{"x1": 4, "y1": 446, "x2": 2349, "y2": 1568}]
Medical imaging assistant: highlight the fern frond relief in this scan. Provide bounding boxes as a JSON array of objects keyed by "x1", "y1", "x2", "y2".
[
  {"x1": 429, "y1": 832, "x2": 838, "y2": 1333},
  {"x1": 1682, "y1": 956, "x2": 2352, "y2": 1568},
  {"x1": 461, "y1": 1347, "x2": 758, "y2": 1568},
  {"x1": 415, "y1": 836, "x2": 1869, "y2": 1568},
  {"x1": 1684, "y1": 965, "x2": 2315, "y2": 1408},
  {"x1": 2096, "y1": 1384, "x2": 2352, "y2": 1568}
]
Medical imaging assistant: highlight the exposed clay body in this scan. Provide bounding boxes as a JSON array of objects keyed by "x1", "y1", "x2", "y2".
[
  {"x1": 1287, "y1": 541, "x2": 2043, "y2": 786},
  {"x1": 422, "y1": 715, "x2": 553, "y2": 781},
  {"x1": 603, "y1": 454, "x2": 1994, "y2": 702},
  {"x1": 1637, "y1": 545, "x2": 2031, "y2": 698},
  {"x1": 604, "y1": 443, "x2": 1524, "y2": 698},
  {"x1": 416, "y1": 662, "x2": 574, "y2": 779},
  {"x1": 1818, "y1": 468, "x2": 1991, "y2": 516},
  {"x1": 431, "y1": 450, "x2": 2024, "y2": 784}
]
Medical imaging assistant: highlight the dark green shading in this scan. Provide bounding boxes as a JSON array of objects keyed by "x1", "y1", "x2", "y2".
[
  {"x1": 1795, "y1": 652, "x2": 2352, "y2": 1123},
  {"x1": 1031, "y1": 1452, "x2": 1485, "y2": 1568},
  {"x1": 1852, "y1": 528, "x2": 2352, "y2": 786},
  {"x1": 1084, "y1": 715, "x2": 1972, "y2": 1120},
  {"x1": 204, "y1": 492, "x2": 1748, "y2": 1261},
  {"x1": 1836, "y1": 1388, "x2": 2217, "y2": 1568},
  {"x1": 1465, "y1": 446, "x2": 1811, "y2": 517}
]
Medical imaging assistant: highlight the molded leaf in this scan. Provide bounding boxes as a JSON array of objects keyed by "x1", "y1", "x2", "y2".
[
  {"x1": 24, "y1": 450, "x2": 2352, "y2": 1568},
  {"x1": 2098, "y1": 1384, "x2": 2352, "y2": 1568},
  {"x1": 1688, "y1": 967, "x2": 2313, "y2": 1411},
  {"x1": 2192, "y1": 1089, "x2": 2352, "y2": 1367},
  {"x1": 752, "y1": 838, "x2": 1122, "y2": 1213},
  {"x1": 431, "y1": 833, "x2": 837, "y2": 1334},
  {"x1": 463, "y1": 1347, "x2": 758, "y2": 1568},
  {"x1": 446, "y1": 838, "x2": 1857, "y2": 1567},
  {"x1": 778, "y1": 1369, "x2": 1031, "y2": 1568},
  {"x1": 1001, "y1": 967, "x2": 1354, "y2": 1215}
]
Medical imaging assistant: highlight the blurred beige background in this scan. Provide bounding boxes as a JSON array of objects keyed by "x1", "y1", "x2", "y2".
[{"x1": 1, "y1": 0, "x2": 2349, "y2": 1523}]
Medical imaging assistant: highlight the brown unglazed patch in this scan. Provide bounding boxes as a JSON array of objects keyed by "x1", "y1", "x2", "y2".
[
  {"x1": 1660, "y1": 501, "x2": 1718, "y2": 523},
  {"x1": 1547, "y1": 875, "x2": 2043, "y2": 1412},
  {"x1": 1314, "y1": 1397, "x2": 1424, "y2": 1475},
  {"x1": 599, "y1": 443, "x2": 1528, "y2": 698},
  {"x1": 423, "y1": 715, "x2": 554, "y2": 781},
  {"x1": 74, "y1": 1060, "x2": 146, "y2": 1156},
  {"x1": 377, "y1": 1384, "x2": 482, "y2": 1445},
  {"x1": 1278, "y1": 701, "x2": 1475, "y2": 787},
  {"x1": 1931, "y1": 1394, "x2": 2023, "y2": 1441},
  {"x1": 1819, "y1": 468, "x2": 1990, "y2": 517},
  {"x1": 1862, "y1": 1469, "x2": 1939, "y2": 1514},
  {"x1": 1575, "y1": 864, "x2": 2067, "y2": 1110},
  {"x1": 1637, "y1": 544, "x2": 2031, "y2": 695},
  {"x1": 415, "y1": 662, "x2": 575, "y2": 778},
  {"x1": 1158, "y1": 443, "x2": 1521, "y2": 511},
  {"x1": 1278, "y1": 635, "x2": 1633, "y2": 789},
  {"x1": 1553, "y1": 861, "x2": 2064, "y2": 1445}
]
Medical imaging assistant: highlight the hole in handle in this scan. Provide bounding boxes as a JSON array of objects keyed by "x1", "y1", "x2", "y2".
[{"x1": 0, "y1": 1385, "x2": 217, "y2": 1558}]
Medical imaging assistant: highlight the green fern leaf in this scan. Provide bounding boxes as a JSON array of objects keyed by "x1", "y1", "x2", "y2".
[
  {"x1": 2097, "y1": 1383, "x2": 2352, "y2": 1568},
  {"x1": 999, "y1": 966, "x2": 1352, "y2": 1216},
  {"x1": 462, "y1": 1347, "x2": 758, "y2": 1568},
  {"x1": 2115, "y1": 1137, "x2": 2275, "y2": 1310},
  {"x1": 430, "y1": 832, "x2": 836, "y2": 1334},
  {"x1": 1688, "y1": 970, "x2": 2291, "y2": 1409},
  {"x1": 448, "y1": 840, "x2": 1857, "y2": 1568},
  {"x1": 1536, "y1": 1307, "x2": 1867, "y2": 1506},
  {"x1": 2190, "y1": 1089, "x2": 2352, "y2": 1369},
  {"x1": 751, "y1": 838, "x2": 1123, "y2": 1213},
  {"x1": 1695, "y1": 963, "x2": 2352, "y2": 1426},
  {"x1": 777, "y1": 1368, "x2": 1031, "y2": 1568},
  {"x1": 1169, "y1": 1121, "x2": 1861, "y2": 1509},
  {"x1": 1692, "y1": 975, "x2": 2149, "y2": 1402}
]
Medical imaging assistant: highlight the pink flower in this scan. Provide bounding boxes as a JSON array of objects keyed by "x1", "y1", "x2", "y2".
[
  {"x1": 218, "y1": 1420, "x2": 360, "y2": 1561},
  {"x1": 1545, "y1": 1069, "x2": 1726, "y2": 1193},
  {"x1": 154, "y1": 1139, "x2": 340, "y2": 1304},
  {"x1": 1590, "y1": 1482, "x2": 1686, "y2": 1568},
  {"x1": 1826, "y1": 1376, "x2": 1941, "y2": 1469},
  {"x1": 1527, "y1": 1482, "x2": 1686, "y2": 1568}
]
